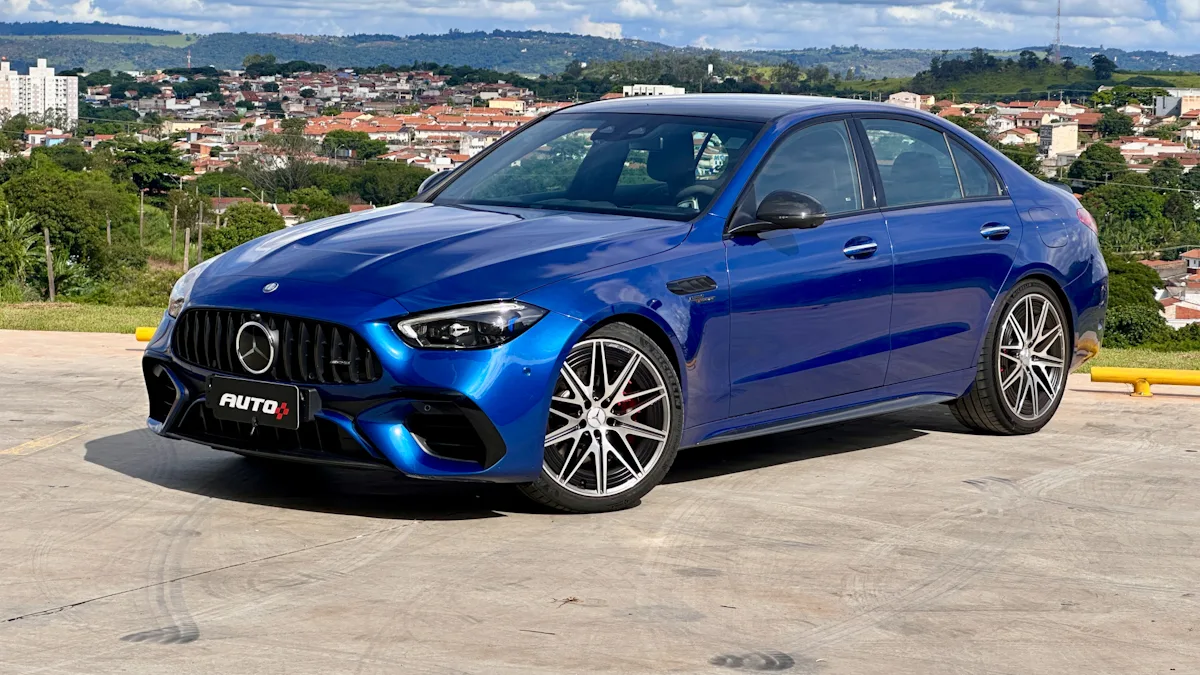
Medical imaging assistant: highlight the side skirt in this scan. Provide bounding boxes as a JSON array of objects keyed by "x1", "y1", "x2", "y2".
[{"x1": 686, "y1": 393, "x2": 954, "y2": 448}]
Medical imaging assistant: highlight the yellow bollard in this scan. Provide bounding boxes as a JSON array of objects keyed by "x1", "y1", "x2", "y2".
[
  {"x1": 135, "y1": 326, "x2": 156, "y2": 342},
  {"x1": 1090, "y1": 367, "x2": 1200, "y2": 397}
]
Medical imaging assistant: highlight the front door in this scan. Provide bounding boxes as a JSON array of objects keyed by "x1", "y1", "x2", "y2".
[
  {"x1": 726, "y1": 119, "x2": 894, "y2": 416},
  {"x1": 857, "y1": 116, "x2": 1022, "y2": 384}
]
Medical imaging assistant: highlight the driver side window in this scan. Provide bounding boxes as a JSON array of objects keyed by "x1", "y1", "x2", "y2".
[{"x1": 750, "y1": 121, "x2": 863, "y2": 216}]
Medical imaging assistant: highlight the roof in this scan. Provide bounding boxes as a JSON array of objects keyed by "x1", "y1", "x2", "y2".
[
  {"x1": 564, "y1": 94, "x2": 888, "y2": 123},
  {"x1": 1181, "y1": 248, "x2": 1200, "y2": 259}
]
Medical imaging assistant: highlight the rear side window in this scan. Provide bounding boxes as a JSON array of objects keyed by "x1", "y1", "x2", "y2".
[
  {"x1": 949, "y1": 141, "x2": 1002, "y2": 198},
  {"x1": 749, "y1": 120, "x2": 863, "y2": 216},
  {"x1": 862, "y1": 118, "x2": 962, "y2": 207}
]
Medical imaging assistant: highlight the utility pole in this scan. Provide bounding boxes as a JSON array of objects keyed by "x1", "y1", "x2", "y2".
[
  {"x1": 139, "y1": 189, "x2": 145, "y2": 246},
  {"x1": 1054, "y1": 0, "x2": 1062, "y2": 65},
  {"x1": 43, "y1": 228, "x2": 55, "y2": 303},
  {"x1": 106, "y1": 213, "x2": 111, "y2": 246},
  {"x1": 183, "y1": 227, "x2": 191, "y2": 271},
  {"x1": 172, "y1": 204, "x2": 178, "y2": 258},
  {"x1": 197, "y1": 202, "x2": 204, "y2": 264}
]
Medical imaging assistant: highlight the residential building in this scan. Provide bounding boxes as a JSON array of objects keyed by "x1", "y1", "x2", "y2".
[
  {"x1": 1183, "y1": 249, "x2": 1200, "y2": 274},
  {"x1": 1039, "y1": 121, "x2": 1080, "y2": 159},
  {"x1": 621, "y1": 84, "x2": 686, "y2": 97},
  {"x1": 1154, "y1": 89, "x2": 1200, "y2": 118},
  {"x1": 0, "y1": 58, "x2": 78, "y2": 126},
  {"x1": 887, "y1": 91, "x2": 923, "y2": 110}
]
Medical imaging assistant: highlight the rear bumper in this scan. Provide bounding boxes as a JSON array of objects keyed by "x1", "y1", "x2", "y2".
[{"x1": 142, "y1": 307, "x2": 582, "y2": 483}]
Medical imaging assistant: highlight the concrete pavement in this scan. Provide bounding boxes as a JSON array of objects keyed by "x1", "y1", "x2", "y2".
[{"x1": 1, "y1": 329, "x2": 1198, "y2": 674}]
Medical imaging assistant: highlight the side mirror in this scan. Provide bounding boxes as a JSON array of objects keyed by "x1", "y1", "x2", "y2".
[
  {"x1": 729, "y1": 190, "x2": 828, "y2": 237},
  {"x1": 418, "y1": 170, "x2": 453, "y2": 195}
]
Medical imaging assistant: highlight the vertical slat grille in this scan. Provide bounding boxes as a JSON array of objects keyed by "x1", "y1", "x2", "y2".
[{"x1": 173, "y1": 309, "x2": 382, "y2": 384}]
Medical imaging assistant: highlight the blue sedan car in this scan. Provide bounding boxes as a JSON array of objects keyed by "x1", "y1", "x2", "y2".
[{"x1": 143, "y1": 94, "x2": 1107, "y2": 512}]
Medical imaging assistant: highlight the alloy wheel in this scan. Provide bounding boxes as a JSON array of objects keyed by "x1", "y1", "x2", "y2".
[
  {"x1": 543, "y1": 338, "x2": 671, "y2": 497},
  {"x1": 997, "y1": 292, "x2": 1067, "y2": 421}
]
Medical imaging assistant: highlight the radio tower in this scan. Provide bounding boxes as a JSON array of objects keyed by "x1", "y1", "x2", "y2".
[{"x1": 1053, "y1": 0, "x2": 1062, "y2": 64}]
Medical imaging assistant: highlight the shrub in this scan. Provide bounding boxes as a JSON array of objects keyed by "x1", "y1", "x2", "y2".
[
  {"x1": 205, "y1": 202, "x2": 285, "y2": 255},
  {"x1": 1104, "y1": 304, "x2": 1172, "y2": 348}
]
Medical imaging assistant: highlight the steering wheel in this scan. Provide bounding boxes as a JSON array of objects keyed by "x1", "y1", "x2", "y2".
[{"x1": 674, "y1": 184, "x2": 717, "y2": 209}]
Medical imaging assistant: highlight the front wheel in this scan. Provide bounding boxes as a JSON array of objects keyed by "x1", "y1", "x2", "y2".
[
  {"x1": 951, "y1": 279, "x2": 1070, "y2": 435},
  {"x1": 518, "y1": 323, "x2": 683, "y2": 513}
]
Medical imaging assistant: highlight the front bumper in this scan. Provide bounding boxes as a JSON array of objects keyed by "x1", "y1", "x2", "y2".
[{"x1": 142, "y1": 294, "x2": 582, "y2": 483}]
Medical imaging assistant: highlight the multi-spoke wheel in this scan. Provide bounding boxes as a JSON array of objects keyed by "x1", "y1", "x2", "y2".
[
  {"x1": 951, "y1": 279, "x2": 1070, "y2": 435},
  {"x1": 518, "y1": 323, "x2": 683, "y2": 513}
]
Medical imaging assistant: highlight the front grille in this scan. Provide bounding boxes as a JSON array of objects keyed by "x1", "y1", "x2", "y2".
[
  {"x1": 174, "y1": 309, "x2": 382, "y2": 385},
  {"x1": 173, "y1": 402, "x2": 381, "y2": 465}
]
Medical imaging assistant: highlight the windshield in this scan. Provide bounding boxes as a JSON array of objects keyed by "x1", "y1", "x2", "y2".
[{"x1": 432, "y1": 112, "x2": 763, "y2": 221}]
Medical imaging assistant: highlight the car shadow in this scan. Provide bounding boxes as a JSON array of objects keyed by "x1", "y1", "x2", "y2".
[
  {"x1": 84, "y1": 429, "x2": 525, "y2": 521},
  {"x1": 666, "y1": 403, "x2": 967, "y2": 484},
  {"x1": 85, "y1": 405, "x2": 969, "y2": 517}
]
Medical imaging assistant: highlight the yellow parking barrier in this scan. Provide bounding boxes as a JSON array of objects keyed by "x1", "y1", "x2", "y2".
[
  {"x1": 134, "y1": 326, "x2": 156, "y2": 342},
  {"x1": 1090, "y1": 367, "x2": 1200, "y2": 397}
]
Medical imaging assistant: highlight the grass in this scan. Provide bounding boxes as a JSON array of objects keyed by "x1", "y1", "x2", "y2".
[
  {"x1": 0, "y1": 303, "x2": 163, "y2": 334},
  {"x1": 1074, "y1": 348, "x2": 1200, "y2": 374}
]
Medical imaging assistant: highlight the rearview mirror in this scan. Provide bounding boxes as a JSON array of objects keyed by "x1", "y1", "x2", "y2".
[
  {"x1": 729, "y1": 191, "x2": 827, "y2": 237},
  {"x1": 418, "y1": 170, "x2": 453, "y2": 195}
]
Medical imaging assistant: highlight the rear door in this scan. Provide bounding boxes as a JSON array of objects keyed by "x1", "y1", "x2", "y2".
[
  {"x1": 725, "y1": 117, "x2": 893, "y2": 415},
  {"x1": 855, "y1": 115, "x2": 1022, "y2": 384}
]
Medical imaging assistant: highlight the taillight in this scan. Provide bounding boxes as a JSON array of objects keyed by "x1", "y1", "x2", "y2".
[{"x1": 1077, "y1": 207, "x2": 1097, "y2": 236}]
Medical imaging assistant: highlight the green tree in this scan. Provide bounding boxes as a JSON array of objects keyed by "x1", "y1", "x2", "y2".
[
  {"x1": 1091, "y1": 53, "x2": 1117, "y2": 80},
  {"x1": 1081, "y1": 179, "x2": 1165, "y2": 223},
  {"x1": 998, "y1": 144, "x2": 1041, "y2": 175},
  {"x1": 1067, "y1": 142, "x2": 1127, "y2": 187},
  {"x1": 1164, "y1": 192, "x2": 1197, "y2": 224},
  {"x1": 290, "y1": 187, "x2": 349, "y2": 221},
  {"x1": 321, "y1": 105, "x2": 344, "y2": 116},
  {"x1": 352, "y1": 162, "x2": 431, "y2": 206},
  {"x1": 107, "y1": 138, "x2": 192, "y2": 194},
  {"x1": 196, "y1": 171, "x2": 256, "y2": 198},
  {"x1": 1148, "y1": 157, "x2": 1184, "y2": 190},
  {"x1": 945, "y1": 115, "x2": 989, "y2": 141},
  {"x1": 205, "y1": 202, "x2": 285, "y2": 255},
  {"x1": 1097, "y1": 110, "x2": 1134, "y2": 138},
  {"x1": 0, "y1": 206, "x2": 41, "y2": 285},
  {"x1": 322, "y1": 130, "x2": 388, "y2": 159}
]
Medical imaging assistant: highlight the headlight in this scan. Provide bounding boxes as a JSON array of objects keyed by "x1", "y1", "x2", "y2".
[
  {"x1": 167, "y1": 255, "x2": 220, "y2": 318},
  {"x1": 395, "y1": 302, "x2": 546, "y2": 349}
]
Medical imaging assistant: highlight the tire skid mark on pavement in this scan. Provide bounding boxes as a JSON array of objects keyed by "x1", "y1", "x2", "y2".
[
  {"x1": 4, "y1": 521, "x2": 419, "y2": 626},
  {"x1": 0, "y1": 407, "x2": 141, "y2": 461}
]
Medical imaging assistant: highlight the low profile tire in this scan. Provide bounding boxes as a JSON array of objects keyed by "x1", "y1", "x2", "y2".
[
  {"x1": 518, "y1": 323, "x2": 683, "y2": 513},
  {"x1": 950, "y1": 279, "x2": 1070, "y2": 435}
]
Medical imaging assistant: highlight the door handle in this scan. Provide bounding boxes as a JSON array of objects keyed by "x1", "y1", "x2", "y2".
[
  {"x1": 981, "y1": 223, "x2": 1011, "y2": 240},
  {"x1": 843, "y1": 238, "x2": 878, "y2": 258}
]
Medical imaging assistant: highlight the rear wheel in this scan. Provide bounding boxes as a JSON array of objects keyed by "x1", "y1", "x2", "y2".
[
  {"x1": 951, "y1": 279, "x2": 1070, "y2": 435},
  {"x1": 518, "y1": 324, "x2": 683, "y2": 513}
]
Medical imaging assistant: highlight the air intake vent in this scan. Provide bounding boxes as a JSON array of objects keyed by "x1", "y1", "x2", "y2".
[{"x1": 174, "y1": 309, "x2": 382, "y2": 385}]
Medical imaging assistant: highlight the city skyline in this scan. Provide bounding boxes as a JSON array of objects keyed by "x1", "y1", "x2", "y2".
[{"x1": 2, "y1": 0, "x2": 1199, "y2": 55}]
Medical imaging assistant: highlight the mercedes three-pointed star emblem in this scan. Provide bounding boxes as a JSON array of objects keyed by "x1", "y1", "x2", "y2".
[{"x1": 235, "y1": 320, "x2": 277, "y2": 375}]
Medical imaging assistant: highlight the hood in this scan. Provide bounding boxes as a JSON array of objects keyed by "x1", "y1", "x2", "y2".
[{"x1": 204, "y1": 202, "x2": 688, "y2": 312}]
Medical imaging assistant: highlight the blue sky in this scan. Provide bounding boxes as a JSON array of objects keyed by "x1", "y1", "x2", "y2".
[{"x1": 4, "y1": 0, "x2": 1199, "y2": 53}]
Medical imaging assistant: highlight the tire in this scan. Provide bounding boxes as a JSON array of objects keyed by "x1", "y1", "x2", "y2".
[
  {"x1": 518, "y1": 323, "x2": 684, "y2": 513},
  {"x1": 950, "y1": 279, "x2": 1071, "y2": 435}
]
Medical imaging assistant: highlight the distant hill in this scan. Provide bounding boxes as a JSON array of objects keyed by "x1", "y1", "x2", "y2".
[
  {"x1": 0, "y1": 21, "x2": 178, "y2": 36},
  {"x1": 0, "y1": 24, "x2": 1198, "y2": 78}
]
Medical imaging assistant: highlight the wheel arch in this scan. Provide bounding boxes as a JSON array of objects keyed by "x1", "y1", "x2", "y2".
[
  {"x1": 583, "y1": 310, "x2": 685, "y2": 385},
  {"x1": 1008, "y1": 270, "x2": 1077, "y2": 346}
]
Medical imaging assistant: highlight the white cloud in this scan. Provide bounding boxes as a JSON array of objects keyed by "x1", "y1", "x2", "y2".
[
  {"x1": 1, "y1": 0, "x2": 1197, "y2": 55},
  {"x1": 1170, "y1": 0, "x2": 1200, "y2": 21},
  {"x1": 573, "y1": 15, "x2": 623, "y2": 38},
  {"x1": 614, "y1": 0, "x2": 655, "y2": 18}
]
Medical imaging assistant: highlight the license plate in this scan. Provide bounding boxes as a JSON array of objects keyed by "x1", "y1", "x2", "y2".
[{"x1": 206, "y1": 376, "x2": 301, "y2": 430}]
